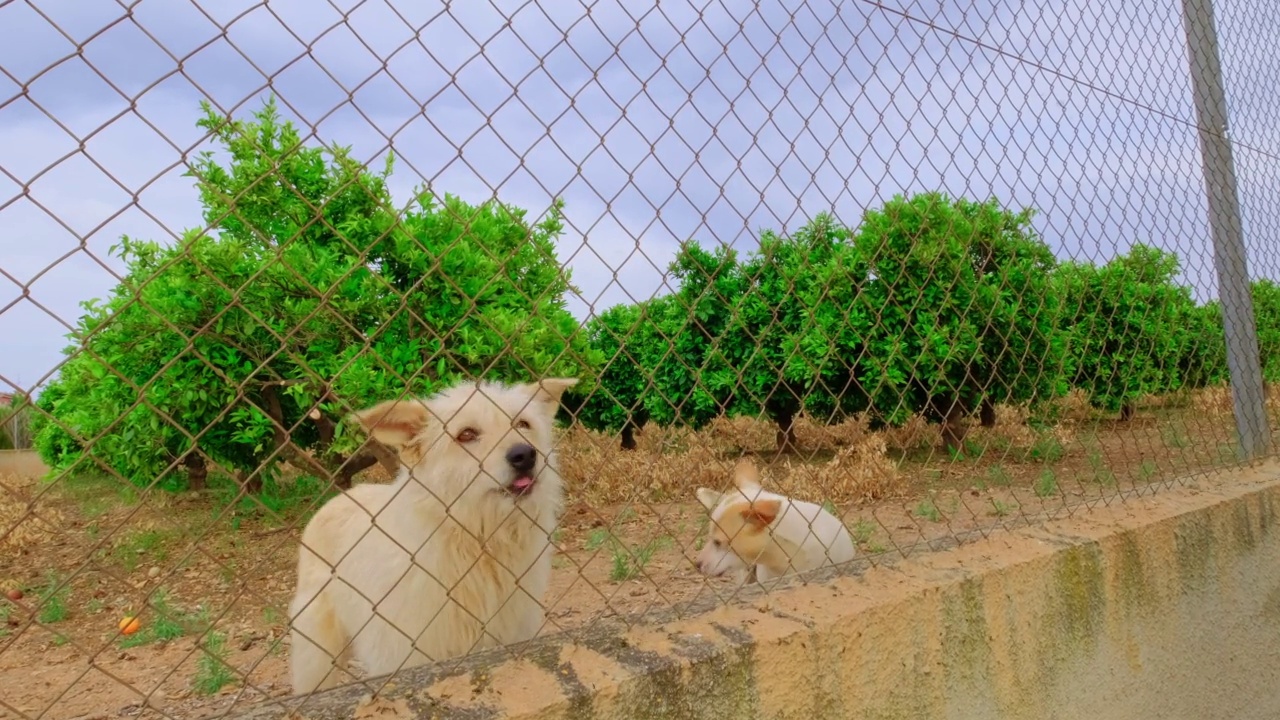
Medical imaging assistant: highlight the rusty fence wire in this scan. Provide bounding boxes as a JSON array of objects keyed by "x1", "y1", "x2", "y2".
[{"x1": 1, "y1": 0, "x2": 1279, "y2": 717}]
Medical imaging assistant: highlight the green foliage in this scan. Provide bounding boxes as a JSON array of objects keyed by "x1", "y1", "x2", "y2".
[
  {"x1": 1177, "y1": 279, "x2": 1280, "y2": 390},
  {"x1": 852, "y1": 192, "x2": 1064, "y2": 433},
  {"x1": 33, "y1": 97, "x2": 597, "y2": 492},
  {"x1": 643, "y1": 244, "x2": 745, "y2": 430},
  {"x1": 580, "y1": 194, "x2": 1064, "y2": 450},
  {"x1": 572, "y1": 243, "x2": 745, "y2": 442},
  {"x1": 576, "y1": 216, "x2": 875, "y2": 449},
  {"x1": 1058, "y1": 244, "x2": 1199, "y2": 416},
  {"x1": 0, "y1": 393, "x2": 31, "y2": 450},
  {"x1": 732, "y1": 214, "x2": 872, "y2": 443},
  {"x1": 567, "y1": 302, "x2": 657, "y2": 445},
  {"x1": 1178, "y1": 299, "x2": 1227, "y2": 390},
  {"x1": 1250, "y1": 279, "x2": 1280, "y2": 383}
]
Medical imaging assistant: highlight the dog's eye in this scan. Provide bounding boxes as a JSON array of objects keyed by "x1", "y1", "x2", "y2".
[
  {"x1": 711, "y1": 538, "x2": 723, "y2": 549},
  {"x1": 515, "y1": 419, "x2": 531, "y2": 430},
  {"x1": 456, "y1": 428, "x2": 479, "y2": 443}
]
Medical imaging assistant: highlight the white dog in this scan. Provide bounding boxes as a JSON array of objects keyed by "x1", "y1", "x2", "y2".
[
  {"x1": 288, "y1": 378, "x2": 578, "y2": 695},
  {"x1": 695, "y1": 458, "x2": 856, "y2": 584}
]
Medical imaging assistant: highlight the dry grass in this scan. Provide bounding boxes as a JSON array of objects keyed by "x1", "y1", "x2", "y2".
[
  {"x1": 0, "y1": 476, "x2": 64, "y2": 558},
  {"x1": 557, "y1": 396, "x2": 1127, "y2": 508},
  {"x1": 0, "y1": 386, "x2": 1269, "y2": 719}
]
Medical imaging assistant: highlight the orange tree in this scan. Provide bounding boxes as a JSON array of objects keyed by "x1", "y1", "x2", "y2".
[
  {"x1": 851, "y1": 192, "x2": 1064, "y2": 449},
  {"x1": 31, "y1": 98, "x2": 596, "y2": 493},
  {"x1": 729, "y1": 213, "x2": 873, "y2": 451},
  {"x1": 1056, "y1": 244, "x2": 1198, "y2": 420},
  {"x1": 564, "y1": 301, "x2": 655, "y2": 450}
]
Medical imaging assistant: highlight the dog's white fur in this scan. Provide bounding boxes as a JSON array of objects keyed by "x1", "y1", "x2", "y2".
[
  {"x1": 694, "y1": 459, "x2": 856, "y2": 584},
  {"x1": 288, "y1": 378, "x2": 578, "y2": 695}
]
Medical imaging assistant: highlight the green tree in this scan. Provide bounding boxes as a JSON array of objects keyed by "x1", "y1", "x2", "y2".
[
  {"x1": 962, "y1": 199, "x2": 1066, "y2": 426},
  {"x1": 1250, "y1": 279, "x2": 1280, "y2": 384},
  {"x1": 566, "y1": 301, "x2": 656, "y2": 450},
  {"x1": 731, "y1": 213, "x2": 872, "y2": 451},
  {"x1": 0, "y1": 393, "x2": 31, "y2": 450},
  {"x1": 32, "y1": 97, "x2": 596, "y2": 493},
  {"x1": 852, "y1": 192, "x2": 1063, "y2": 448},
  {"x1": 1178, "y1": 300, "x2": 1228, "y2": 390},
  {"x1": 1058, "y1": 244, "x2": 1196, "y2": 420},
  {"x1": 642, "y1": 244, "x2": 745, "y2": 432}
]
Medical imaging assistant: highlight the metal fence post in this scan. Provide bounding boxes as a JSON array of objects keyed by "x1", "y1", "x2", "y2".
[{"x1": 1181, "y1": 0, "x2": 1272, "y2": 460}]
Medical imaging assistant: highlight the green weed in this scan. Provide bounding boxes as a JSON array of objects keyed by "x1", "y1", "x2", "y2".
[
  {"x1": 1161, "y1": 422, "x2": 1189, "y2": 449},
  {"x1": 608, "y1": 536, "x2": 670, "y2": 582},
  {"x1": 119, "y1": 588, "x2": 205, "y2": 649},
  {"x1": 1034, "y1": 469, "x2": 1058, "y2": 498},
  {"x1": 584, "y1": 528, "x2": 611, "y2": 552},
  {"x1": 1026, "y1": 432, "x2": 1065, "y2": 463},
  {"x1": 1086, "y1": 449, "x2": 1117, "y2": 486},
  {"x1": 986, "y1": 464, "x2": 1013, "y2": 487},
  {"x1": 210, "y1": 473, "x2": 336, "y2": 525},
  {"x1": 192, "y1": 631, "x2": 236, "y2": 696},
  {"x1": 1138, "y1": 460, "x2": 1158, "y2": 482},
  {"x1": 850, "y1": 518, "x2": 876, "y2": 545},
  {"x1": 111, "y1": 528, "x2": 174, "y2": 572},
  {"x1": 914, "y1": 498, "x2": 941, "y2": 523},
  {"x1": 37, "y1": 573, "x2": 70, "y2": 624}
]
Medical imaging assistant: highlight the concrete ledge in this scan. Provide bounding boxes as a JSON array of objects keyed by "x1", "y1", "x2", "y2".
[{"x1": 235, "y1": 461, "x2": 1280, "y2": 720}]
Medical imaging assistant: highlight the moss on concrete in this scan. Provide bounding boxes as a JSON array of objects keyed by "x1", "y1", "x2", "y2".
[
  {"x1": 1174, "y1": 514, "x2": 1215, "y2": 591},
  {"x1": 1114, "y1": 531, "x2": 1155, "y2": 615},
  {"x1": 941, "y1": 577, "x2": 992, "y2": 682},
  {"x1": 614, "y1": 640, "x2": 759, "y2": 720},
  {"x1": 1053, "y1": 543, "x2": 1106, "y2": 646}
]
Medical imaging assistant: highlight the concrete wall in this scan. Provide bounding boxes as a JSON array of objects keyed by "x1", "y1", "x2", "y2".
[{"x1": 238, "y1": 461, "x2": 1280, "y2": 720}]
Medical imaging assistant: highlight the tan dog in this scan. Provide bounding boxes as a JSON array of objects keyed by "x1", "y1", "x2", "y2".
[
  {"x1": 695, "y1": 459, "x2": 856, "y2": 584},
  {"x1": 288, "y1": 378, "x2": 577, "y2": 695}
]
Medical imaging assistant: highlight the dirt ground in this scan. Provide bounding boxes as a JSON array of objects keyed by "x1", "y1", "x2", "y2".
[{"x1": 0, "y1": 387, "x2": 1269, "y2": 719}]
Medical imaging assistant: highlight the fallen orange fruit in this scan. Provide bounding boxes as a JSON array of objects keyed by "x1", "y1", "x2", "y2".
[{"x1": 119, "y1": 616, "x2": 141, "y2": 635}]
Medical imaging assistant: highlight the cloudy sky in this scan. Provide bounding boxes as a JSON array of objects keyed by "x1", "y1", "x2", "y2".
[{"x1": 1, "y1": 0, "x2": 1277, "y2": 396}]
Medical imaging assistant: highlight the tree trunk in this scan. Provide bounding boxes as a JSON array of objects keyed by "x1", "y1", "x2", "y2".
[
  {"x1": 335, "y1": 451, "x2": 379, "y2": 490},
  {"x1": 183, "y1": 452, "x2": 207, "y2": 492},
  {"x1": 366, "y1": 438, "x2": 401, "y2": 475},
  {"x1": 1120, "y1": 402, "x2": 1135, "y2": 422},
  {"x1": 775, "y1": 410, "x2": 799, "y2": 453},
  {"x1": 316, "y1": 407, "x2": 398, "y2": 479},
  {"x1": 941, "y1": 403, "x2": 968, "y2": 452},
  {"x1": 261, "y1": 386, "x2": 333, "y2": 479},
  {"x1": 620, "y1": 422, "x2": 638, "y2": 451},
  {"x1": 314, "y1": 411, "x2": 335, "y2": 452},
  {"x1": 237, "y1": 469, "x2": 263, "y2": 495},
  {"x1": 979, "y1": 398, "x2": 997, "y2": 428}
]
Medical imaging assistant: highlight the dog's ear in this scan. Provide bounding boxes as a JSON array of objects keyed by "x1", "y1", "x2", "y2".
[
  {"x1": 348, "y1": 398, "x2": 431, "y2": 447},
  {"x1": 740, "y1": 498, "x2": 781, "y2": 528},
  {"x1": 695, "y1": 487, "x2": 723, "y2": 510},
  {"x1": 519, "y1": 376, "x2": 581, "y2": 409},
  {"x1": 732, "y1": 458, "x2": 762, "y2": 491},
  {"x1": 530, "y1": 377, "x2": 579, "y2": 405}
]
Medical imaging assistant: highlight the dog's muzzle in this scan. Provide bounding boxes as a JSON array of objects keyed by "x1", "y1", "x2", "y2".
[{"x1": 505, "y1": 443, "x2": 537, "y2": 497}]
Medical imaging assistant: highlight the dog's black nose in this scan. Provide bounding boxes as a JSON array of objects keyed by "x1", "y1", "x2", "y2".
[{"x1": 506, "y1": 443, "x2": 537, "y2": 474}]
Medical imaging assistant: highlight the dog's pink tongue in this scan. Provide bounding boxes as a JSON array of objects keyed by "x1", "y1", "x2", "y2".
[{"x1": 512, "y1": 476, "x2": 534, "y2": 493}]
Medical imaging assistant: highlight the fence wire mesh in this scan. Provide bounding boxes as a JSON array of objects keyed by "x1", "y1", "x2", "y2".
[{"x1": 1, "y1": 0, "x2": 1278, "y2": 717}]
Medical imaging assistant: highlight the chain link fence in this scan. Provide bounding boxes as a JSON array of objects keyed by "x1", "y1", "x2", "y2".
[{"x1": 1, "y1": 0, "x2": 1278, "y2": 717}]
